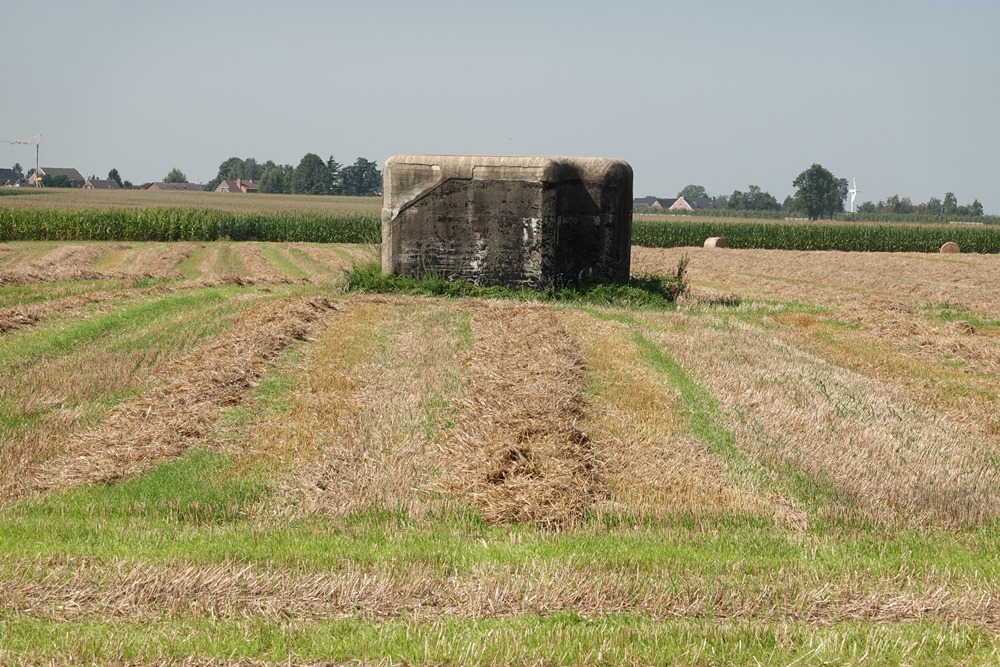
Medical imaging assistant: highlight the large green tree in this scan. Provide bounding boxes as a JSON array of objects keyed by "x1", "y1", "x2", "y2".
[
  {"x1": 943, "y1": 192, "x2": 958, "y2": 216},
  {"x1": 791, "y1": 164, "x2": 848, "y2": 220},
  {"x1": 207, "y1": 157, "x2": 266, "y2": 191},
  {"x1": 726, "y1": 185, "x2": 780, "y2": 211},
  {"x1": 338, "y1": 157, "x2": 382, "y2": 196},
  {"x1": 164, "y1": 168, "x2": 188, "y2": 183},
  {"x1": 326, "y1": 157, "x2": 342, "y2": 195},
  {"x1": 290, "y1": 153, "x2": 331, "y2": 195},
  {"x1": 259, "y1": 164, "x2": 294, "y2": 194},
  {"x1": 677, "y1": 184, "x2": 707, "y2": 199},
  {"x1": 107, "y1": 168, "x2": 123, "y2": 187}
]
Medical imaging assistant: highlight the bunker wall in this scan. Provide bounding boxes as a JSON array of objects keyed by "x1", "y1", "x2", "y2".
[{"x1": 382, "y1": 155, "x2": 632, "y2": 287}]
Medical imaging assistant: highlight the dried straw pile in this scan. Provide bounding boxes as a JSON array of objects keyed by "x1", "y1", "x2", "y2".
[
  {"x1": 0, "y1": 244, "x2": 132, "y2": 285},
  {"x1": 441, "y1": 305, "x2": 603, "y2": 526},
  {"x1": 116, "y1": 242, "x2": 200, "y2": 278},
  {"x1": 18, "y1": 296, "x2": 336, "y2": 499},
  {"x1": 0, "y1": 308, "x2": 39, "y2": 333},
  {"x1": 234, "y1": 244, "x2": 297, "y2": 283}
]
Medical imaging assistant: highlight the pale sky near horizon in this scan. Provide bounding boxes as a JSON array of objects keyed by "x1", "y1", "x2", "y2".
[{"x1": 2, "y1": 0, "x2": 998, "y2": 211}]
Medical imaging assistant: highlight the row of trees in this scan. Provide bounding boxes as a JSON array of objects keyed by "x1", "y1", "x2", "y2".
[
  {"x1": 675, "y1": 164, "x2": 986, "y2": 220},
  {"x1": 856, "y1": 192, "x2": 983, "y2": 217},
  {"x1": 8, "y1": 156, "x2": 382, "y2": 196},
  {"x1": 675, "y1": 164, "x2": 843, "y2": 219},
  {"x1": 203, "y1": 155, "x2": 381, "y2": 196}
]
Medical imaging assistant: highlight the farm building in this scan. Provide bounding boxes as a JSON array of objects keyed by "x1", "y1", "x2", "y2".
[
  {"x1": 215, "y1": 178, "x2": 258, "y2": 194},
  {"x1": 634, "y1": 196, "x2": 677, "y2": 210},
  {"x1": 669, "y1": 195, "x2": 719, "y2": 211},
  {"x1": 382, "y1": 154, "x2": 633, "y2": 287},
  {"x1": 83, "y1": 179, "x2": 121, "y2": 190},
  {"x1": 28, "y1": 167, "x2": 85, "y2": 188},
  {"x1": 0, "y1": 168, "x2": 24, "y2": 187}
]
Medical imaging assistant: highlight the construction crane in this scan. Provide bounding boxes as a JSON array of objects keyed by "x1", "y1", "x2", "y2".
[{"x1": 2, "y1": 134, "x2": 41, "y2": 186}]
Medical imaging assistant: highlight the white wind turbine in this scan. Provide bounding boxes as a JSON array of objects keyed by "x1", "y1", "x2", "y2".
[{"x1": 848, "y1": 177, "x2": 860, "y2": 213}]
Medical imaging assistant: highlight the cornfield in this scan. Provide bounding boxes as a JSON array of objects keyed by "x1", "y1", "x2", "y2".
[
  {"x1": 3, "y1": 206, "x2": 999, "y2": 253},
  {"x1": 0, "y1": 208, "x2": 380, "y2": 243},
  {"x1": 633, "y1": 218, "x2": 1000, "y2": 253}
]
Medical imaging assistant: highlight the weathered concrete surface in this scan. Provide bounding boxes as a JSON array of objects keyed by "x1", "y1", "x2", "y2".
[{"x1": 382, "y1": 155, "x2": 633, "y2": 286}]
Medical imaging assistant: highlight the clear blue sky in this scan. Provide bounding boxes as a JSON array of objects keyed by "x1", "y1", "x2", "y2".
[{"x1": 3, "y1": 0, "x2": 998, "y2": 211}]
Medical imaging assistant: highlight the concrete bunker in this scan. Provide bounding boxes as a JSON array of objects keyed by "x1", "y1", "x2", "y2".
[{"x1": 381, "y1": 155, "x2": 633, "y2": 287}]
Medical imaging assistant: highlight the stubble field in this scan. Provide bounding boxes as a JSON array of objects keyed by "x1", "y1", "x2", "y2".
[{"x1": 1, "y1": 238, "x2": 1000, "y2": 665}]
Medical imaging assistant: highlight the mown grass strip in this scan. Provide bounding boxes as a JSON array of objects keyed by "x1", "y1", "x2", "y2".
[
  {"x1": 0, "y1": 286, "x2": 239, "y2": 366},
  {"x1": 632, "y1": 332, "x2": 754, "y2": 470},
  {"x1": 256, "y1": 244, "x2": 311, "y2": 281},
  {"x1": 631, "y1": 331, "x2": 850, "y2": 512},
  {"x1": 0, "y1": 278, "x2": 140, "y2": 308},
  {"x1": 4, "y1": 443, "x2": 998, "y2": 579},
  {"x1": 1, "y1": 615, "x2": 997, "y2": 666}
]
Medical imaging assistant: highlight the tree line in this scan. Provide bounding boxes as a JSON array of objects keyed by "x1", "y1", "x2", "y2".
[
  {"x1": 674, "y1": 165, "x2": 847, "y2": 220},
  {"x1": 670, "y1": 164, "x2": 987, "y2": 220},
  {"x1": 856, "y1": 192, "x2": 983, "y2": 218},
  {"x1": 202, "y1": 154, "x2": 381, "y2": 196},
  {"x1": 6, "y1": 154, "x2": 382, "y2": 197}
]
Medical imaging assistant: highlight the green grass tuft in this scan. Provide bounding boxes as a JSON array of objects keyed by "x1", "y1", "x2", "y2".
[{"x1": 344, "y1": 259, "x2": 688, "y2": 309}]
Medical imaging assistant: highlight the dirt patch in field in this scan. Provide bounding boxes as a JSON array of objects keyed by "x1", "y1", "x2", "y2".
[
  {"x1": 439, "y1": 304, "x2": 603, "y2": 526},
  {"x1": 3, "y1": 297, "x2": 337, "y2": 502}
]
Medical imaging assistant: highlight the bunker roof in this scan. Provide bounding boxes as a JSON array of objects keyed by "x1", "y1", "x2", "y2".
[{"x1": 384, "y1": 155, "x2": 631, "y2": 184}]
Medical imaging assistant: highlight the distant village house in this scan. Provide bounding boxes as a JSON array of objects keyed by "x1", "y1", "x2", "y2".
[
  {"x1": 633, "y1": 195, "x2": 720, "y2": 211},
  {"x1": 0, "y1": 168, "x2": 24, "y2": 187},
  {"x1": 214, "y1": 178, "x2": 258, "y2": 194},
  {"x1": 633, "y1": 196, "x2": 677, "y2": 210},
  {"x1": 668, "y1": 195, "x2": 719, "y2": 211},
  {"x1": 83, "y1": 179, "x2": 121, "y2": 190}
]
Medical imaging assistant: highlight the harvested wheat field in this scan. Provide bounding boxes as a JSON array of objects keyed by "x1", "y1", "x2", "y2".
[{"x1": 2, "y1": 241, "x2": 1000, "y2": 665}]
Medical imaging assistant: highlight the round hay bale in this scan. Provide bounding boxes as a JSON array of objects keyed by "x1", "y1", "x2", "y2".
[
  {"x1": 704, "y1": 237, "x2": 730, "y2": 249},
  {"x1": 940, "y1": 242, "x2": 961, "y2": 254}
]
